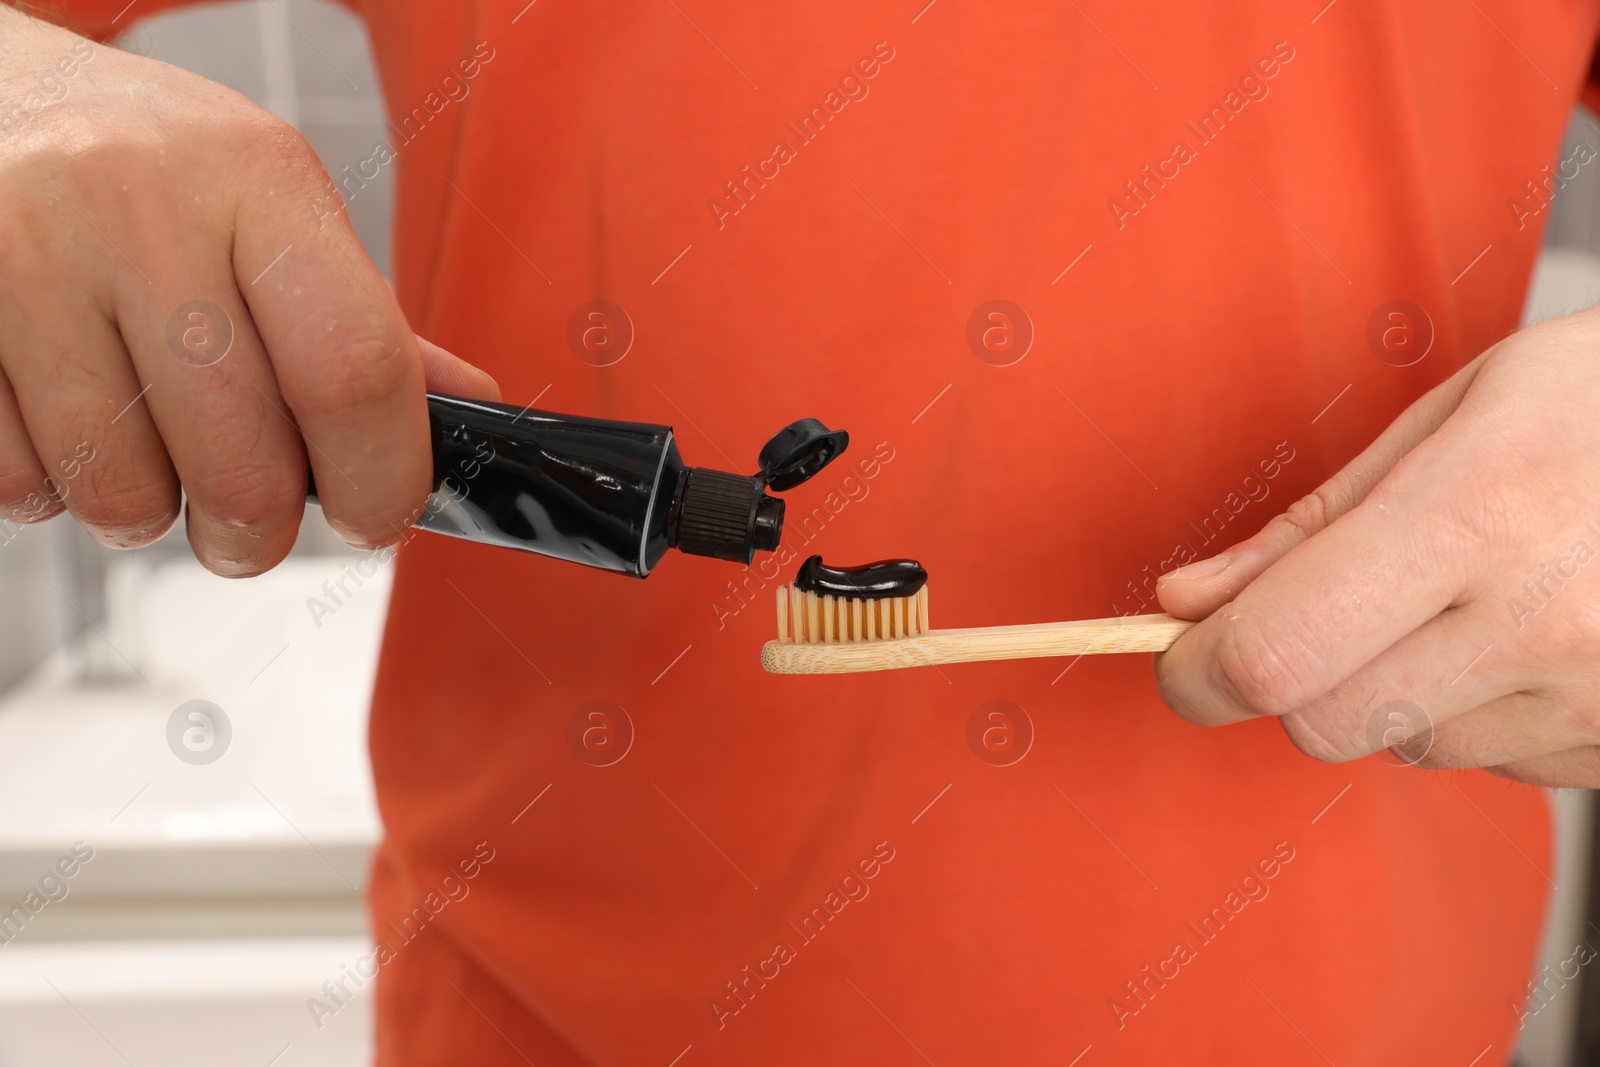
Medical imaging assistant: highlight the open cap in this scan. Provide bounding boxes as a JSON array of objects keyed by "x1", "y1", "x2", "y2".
[{"x1": 756, "y1": 419, "x2": 851, "y2": 492}]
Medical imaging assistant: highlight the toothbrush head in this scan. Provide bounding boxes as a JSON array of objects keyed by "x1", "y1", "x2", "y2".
[{"x1": 771, "y1": 556, "x2": 929, "y2": 645}]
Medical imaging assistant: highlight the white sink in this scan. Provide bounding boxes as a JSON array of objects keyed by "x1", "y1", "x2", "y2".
[
  {"x1": 0, "y1": 938, "x2": 372, "y2": 1066},
  {"x1": 0, "y1": 557, "x2": 388, "y2": 900}
]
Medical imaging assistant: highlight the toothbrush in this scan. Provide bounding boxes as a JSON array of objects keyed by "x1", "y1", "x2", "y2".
[{"x1": 761, "y1": 557, "x2": 1194, "y2": 675}]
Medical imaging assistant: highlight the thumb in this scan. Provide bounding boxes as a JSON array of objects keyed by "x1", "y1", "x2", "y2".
[
  {"x1": 417, "y1": 336, "x2": 501, "y2": 401},
  {"x1": 1156, "y1": 354, "x2": 1487, "y2": 621}
]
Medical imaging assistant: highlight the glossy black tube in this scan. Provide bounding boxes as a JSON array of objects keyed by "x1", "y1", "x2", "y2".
[
  {"x1": 417, "y1": 394, "x2": 683, "y2": 575},
  {"x1": 302, "y1": 393, "x2": 855, "y2": 577},
  {"x1": 308, "y1": 394, "x2": 702, "y2": 577}
]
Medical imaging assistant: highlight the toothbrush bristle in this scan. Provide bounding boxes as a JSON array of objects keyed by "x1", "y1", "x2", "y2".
[{"x1": 775, "y1": 584, "x2": 930, "y2": 644}]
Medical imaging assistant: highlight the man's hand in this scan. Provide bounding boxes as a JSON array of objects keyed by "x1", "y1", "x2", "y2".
[
  {"x1": 1154, "y1": 306, "x2": 1600, "y2": 788},
  {"x1": 0, "y1": 7, "x2": 497, "y2": 575}
]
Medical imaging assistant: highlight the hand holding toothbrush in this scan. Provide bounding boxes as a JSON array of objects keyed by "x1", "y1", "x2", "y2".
[{"x1": 1155, "y1": 309, "x2": 1600, "y2": 788}]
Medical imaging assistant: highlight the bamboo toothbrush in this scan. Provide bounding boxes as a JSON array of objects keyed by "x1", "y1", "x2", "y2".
[{"x1": 761, "y1": 557, "x2": 1195, "y2": 675}]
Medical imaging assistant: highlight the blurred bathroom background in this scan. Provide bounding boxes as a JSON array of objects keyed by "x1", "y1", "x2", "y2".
[{"x1": 2, "y1": 3, "x2": 1600, "y2": 1064}]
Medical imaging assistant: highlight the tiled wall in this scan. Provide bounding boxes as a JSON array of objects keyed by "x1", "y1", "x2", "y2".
[{"x1": 1550, "y1": 112, "x2": 1600, "y2": 253}]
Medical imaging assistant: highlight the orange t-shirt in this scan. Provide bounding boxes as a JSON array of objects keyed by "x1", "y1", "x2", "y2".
[{"x1": 57, "y1": 0, "x2": 1600, "y2": 1062}]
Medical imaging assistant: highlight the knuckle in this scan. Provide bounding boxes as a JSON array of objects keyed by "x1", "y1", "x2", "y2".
[
  {"x1": 186, "y1": 460, "x2": 303, "y2": 529},
  {"x1": 294, "y1": 328, "x2": 413, "y2": 417},
  {"x1": 324, "y1": 480, "x2": 429, "y2": 550},
  {"x1": 237, "y1": 109, "x2": 310, "y2": 162},
  {"x1": 1278, "y1": 712, "x2": 1361, "y2": 763},
  {"x1": 1213, "y1": 621, "x2": 1320, "y2": 718},
  {"x1": 1274, "y1": 487, "x2": 1335, "y2": 543},
  {"x1": 237, "y1": 111, "x2": 330, "y2": 192},
  {"x1": 72, "y1": 471, "x2": 179, "y2": 544},
  {"x1": 0, "y1": 494, "x2": 65, "y2": 525},
  {"x1": 0, "y1": 461, "x2": 56, "y2": 522}
]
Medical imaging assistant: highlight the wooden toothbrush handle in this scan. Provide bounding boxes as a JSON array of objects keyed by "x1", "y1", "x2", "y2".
[{"x1": 761, "y1": 613, "x2": 1196, "y2": 675}]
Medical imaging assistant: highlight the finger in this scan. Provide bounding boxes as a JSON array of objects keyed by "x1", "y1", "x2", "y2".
[
  {"x1": 0, "y1": 280, "x2": 179, "y2": 547},
  {"x1": 418, "y1": 336, "x2": 500, "y2": 401},
  {"x1": 109, "y1": 256, "x2": 309, "y2": 575},
  {"x1": 1154, "y1": 416, "x2": 1496, "y2": 728},
  {"x1": 232, "y1": 126, "x2": 430, "y2": 549},
  {"x1": 0, "y1": 364, "x2": 61, "y2": 525},
  {"x1": 1378, "y1": 691, "x2": 1585, "y2": 771},
  {"x1": 1261, "y1": 599, "x2": 1535, "y2": 761},
  {"x1": 1157, "y1": 354, "x2": 1488, "y2": 621},
  {"x1": 1490, "y1": 744, "x2": 1600, "y2": 788}
]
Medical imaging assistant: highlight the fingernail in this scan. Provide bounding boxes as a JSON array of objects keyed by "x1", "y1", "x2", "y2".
[{"x1": 1162, "y1": 553, "x2": 1232, "y2": 581}]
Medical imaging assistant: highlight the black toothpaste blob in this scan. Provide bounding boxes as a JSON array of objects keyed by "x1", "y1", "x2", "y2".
[{"x1": 794, "y1": 555, "x2": 927, "y2": 600}]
